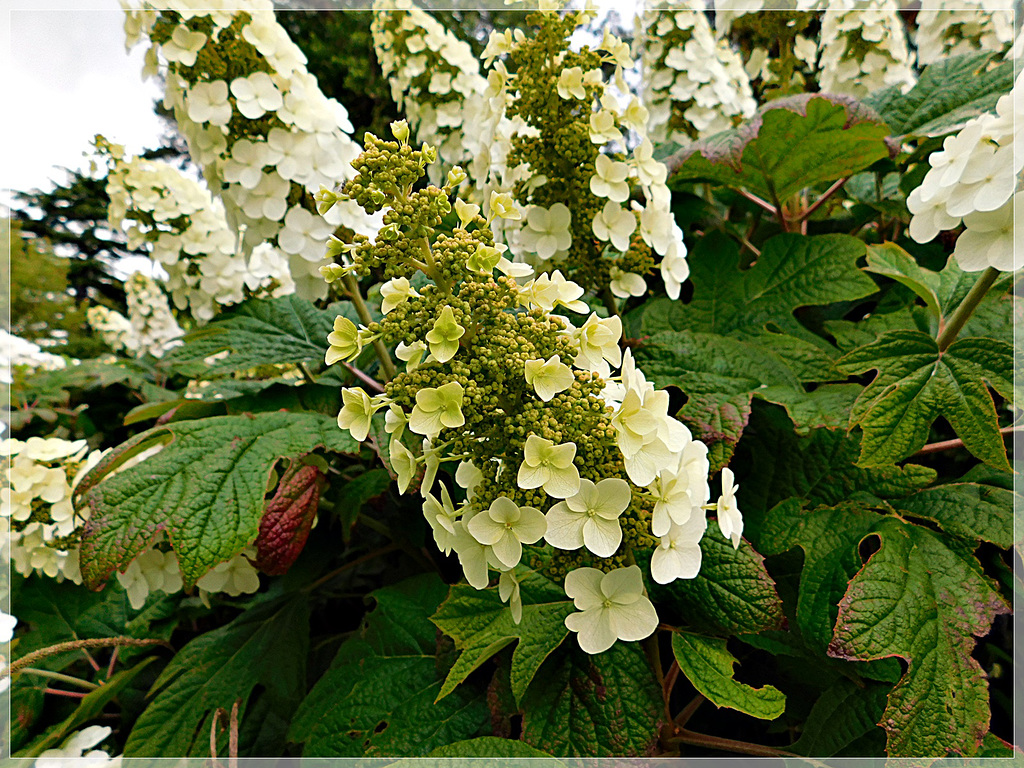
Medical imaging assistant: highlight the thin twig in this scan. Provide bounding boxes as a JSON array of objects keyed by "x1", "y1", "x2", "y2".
[
  {"x1": 913, "y1": 425, "x2": 1021, "y2": 457},
  {"x1": 229, "y1": 699, "x2": 240, "y2": 768},
  {"x1": 667, "y1": 729, "x2": 799, "y2": 757},
  {"x1": 44, "y1": 688, "x2": 88, "y2": 699},
  {"x1": 303, "y1": 543, "x2": 401, "y2": 592},
  {"x1": 4, "y1": 637, "x2": 168, "y2": 678},
  {"x1": 106, "y1": 647, "x2": 119, "y2": 680},
  {"x1": 342, "y1": 273, "x2": 397, "y2": 381},
  {"x1": 674, "y1": 694, "x2": 705, "y2": 730},
  {"x1": 662, "y1": 660, "x2": 680, "y2": 725},
  {"x1": 797, "y1": 177, "x2": 848, "y2": 223},
  {"x1": 343, "y1": 362, "x2": 386, "y2": 393},
  {"x1": 735, "y1": 188, "x2": 778, "y2": 217}
]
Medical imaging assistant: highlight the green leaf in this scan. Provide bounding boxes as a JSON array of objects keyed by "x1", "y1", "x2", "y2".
[
  {"x1": 736, "y1": 405, "x2": 935, "y2": 530},
  {"x1": 760, "y1": 498, "x2": 1009, "y2": 756},
  {"x1": 290, "y1": 575, "x2": 488, "y2": 757},
  {"x1": 427, "y1": 737, "x2": 556, "y2": 758},
  {"x1": 789, "y1": 678, "x2": 889, "y2": 757},
  {"x1": 17, "y1": 658, "x2": 156, "y2": 757},
  {"x1": 77, "y1": 412, "x2": 358, "y2": 589},
  {"x1": 125, "y1": 596, "x2": 309, "y2": 756},
  {"x1": 639, "y1": 232, "x2": 876, "y2": 342},
  {"x1": 652, "y1": 526, "x2": 783, "y2": 636},
  {"x1": 162, "y1": 295, "x2": 355, "y2": 376},
  {"x1": 829, "y1": 518, "x2": 1010, "y2": 756},
  {"x1": 520, "y1": 642, "x2": 661, "y2": 757},
  {"x1": 863, "y1": 243, "x2": 941, "y2": 319},
  {"x1": 865, "y1": 52, "x2": 1014, "y2": 138},
  {"x1": 431, "y1": 567, "x2": 573, "y2": 706},
  {"x1": 756, "y1": 383, "x2": 861, "y2": 435},
  {"x1": 839, "y1": 330, "x2": 1012, "y2": 470},
  {"x1": 331, "y1": 468, "x2": 392, "y2": 542},
  {"x1": 670, "y1": 632, "x2": 785, "y2": 720},
  {"x1": 670, "y1": 93, "x2": 891, "y2": 200},
  {"x1": 891, "y1": 482, "x2": 1016, "y2": 549}
]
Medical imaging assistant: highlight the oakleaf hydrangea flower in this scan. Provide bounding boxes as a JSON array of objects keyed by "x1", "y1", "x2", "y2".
[
  {"x1": 524, "y1": 355, "x2": 575, "y2": 402},
  {"x1": 545, "y1": 478, "x2": 631, "y2": 557},
  {"x1": 425, "y1": 306, "x2": 466, "y2": 363},
  {"x1": 337, "y1": 388, "x2": 388, "y2": 442},
  {"x1": 517, "y1": 435, "x2": 581, "y2": 499},
  {"x1": 716, "y1": 467, "x2": 744, "y2": 548},
  {"x1": 520, "y1": 204, "x2": 572, "y2": 260},
  {"x1": 651, "y1": 513, "x2": 707, "y2": 584},
  {"x1": 409, "y1": 382, "x2": 466, "y2": 436},
  {"x1": 590, "y1": 155, "x2": 631, "y2": 203},
  {"x1": 325, "y1": 316, "x2": 362, "y2": 364},
  {"x1": 467, "y1": 497, "x2": 547, "y2": 569},
  {"x1": 381, "y1": 277, "x2": 421, "y2": 314},
  {"x1": 564, "y1": 566, "x2": 659, "y2": 654},
  {"x1": 593, "y1": 201, "x2": 637, "y2": 252}
]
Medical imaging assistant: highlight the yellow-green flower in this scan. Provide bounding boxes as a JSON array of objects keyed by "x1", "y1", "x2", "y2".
[
  {"x1": 409, "y1": 381, "x2": 466, "y2": 436},
  {"x1": 425, "y1": 306, "x2": 465, "y2": 363},
  {"x1": 337, "y1": 388, "x2": 387, "y2": 442},
  {"x1": 524, "y1": 354, "x2": 574, "y2": 402},
  {"x1": 517, "y1": 434, "x2": 581, "y2": 499},
  {"x1": 325, "y1": 316, "x2": 362, "y2": 364},
  {"x1": 489, "y1": 191, "x2": 521, "y2": 221},
  {"x1": 467, "y1": 243, "x2": 506, "y2": 275}
]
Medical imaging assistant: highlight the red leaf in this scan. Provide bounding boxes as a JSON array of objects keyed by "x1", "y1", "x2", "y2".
[{"x1": 253, "y1": 463, "x2": 322, "y2": 576}]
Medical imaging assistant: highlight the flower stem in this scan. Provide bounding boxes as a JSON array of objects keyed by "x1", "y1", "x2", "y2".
[
  {"x1": 4, "y1": 638, "x2": 167, "y2": 678},
  {"x1": 666, "y1": 729, "x2": 798, "y2": 757},
  {"x1": 342, "y1": 273, "x2": 397, "y2": 381},
  {"x1": 18, "y1": 668, "x2": 99, "y2": 690},
  {"x1": 936, "y1": 266, "x2": 1001, "y2": 352}
]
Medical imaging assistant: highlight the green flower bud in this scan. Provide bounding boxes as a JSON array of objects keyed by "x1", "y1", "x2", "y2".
[{"x1": 391, "y1": 119, "x2": 410, "y2": 143}]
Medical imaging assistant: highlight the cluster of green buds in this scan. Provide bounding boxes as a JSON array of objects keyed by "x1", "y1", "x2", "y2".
[
  {"x1": 320, "y1": 123, "x2": 742, "y2": 655},
  {"x1": 481, "y1": 8, "x2": 690, "y2": 305}
]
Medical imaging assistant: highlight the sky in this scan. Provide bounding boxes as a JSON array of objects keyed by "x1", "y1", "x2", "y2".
[{"x1": 1, "y1": 2, "x2": 166, "y2": 210}]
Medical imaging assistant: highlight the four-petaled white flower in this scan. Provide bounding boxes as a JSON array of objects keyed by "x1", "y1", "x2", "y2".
[
  {"x1": 162, "y1": 25, "x2": 207, "y2": 66},
  {"x1": 574, "y1": 313, "x2": 622, "y2": 374},
  {"x1": 593, "y1": 201, "x2": 637, "y2": 252},
  {"x1": 609, "y1": 267, "x2": 647, "y2": 299},
  {"x1": 499, "y1": 569, "x2": 523, "y2": 623},
  {"x1": 187, "y1": 81, "x2": 232, "y2": 127},
  {"x1": 716, "y1": 467, "x2": 743, "y2": 549},
  {"x1": 390, "y1": 437, "x2": 418, "y2": 495},
  {"x1": 590, "y1": 110, "x2": 623, "y2": 145},
  {"x1": 337, "y1": 388, "x2": 388, "y2": 442},
  {"x1": 467, "y1": 497, "x2": 547, "y2": 569},
  {"x1": 649, "y1": 439, "x2": 710, "y2": 537},
  {"x1": 524, "y1": 354, "x2": 575, "y2": 402},
  {"x1": 633, "y1": 139, "x2": 667, "y2": 188},
  {"x1": 518, "y1": 271, "x2": 589, "y2": 314},
  {"x1": 517, "y1": 434, "x2": 581, "y2": 499},
  {"x1": 660, "y1": 224, "x2": 690, "y2": 300},
  {"x1": 380, "y1": 276, "x2": 421, "y2": 314},
  {"x1": 564, "y1": 565, "x2": 658, "y2": 654},
  {"x1": 591, "y1": 154, "x2": 631, "y2": 203},
  {"x1": 557, "y1": 66, "x2": 587, "y2": 100},
  {"x1": 651, "y1": 513, "x2": 707, "y2": 584},
  {"x1": 325, "y1": 315, "x2": 361, "y2": 365},
  {"x1": 520, "y1": 204, "x2": 572, "y2": 260},
  {"x1": 545, "y1": 478, "x2": 631, "y2": 557},
  {"x1": 230, "y1": 72, "x2": 283, "y2": 119},
  {"x1": 409, "y1": 381, "x2": 466, "y2": 436}
]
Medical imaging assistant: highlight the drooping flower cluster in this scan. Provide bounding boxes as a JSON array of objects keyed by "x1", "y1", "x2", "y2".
[
  {"x1": 636, "y1": 0, "x2": 757, "y2": 145},
  {"x1": 907, "y1": 72, "x2": 1022, "y2": 273},
  {"x1": 1, "y1": 329, "x2": 68, "y2": 385},
  {"x1": 809, "y1": 0, "x2": 916, "y2": 100},
  {"x1": 100, "y1": 139, "x2": 294, "y2": 322},
  {"x1": 1, "y1": 437, "x2": 102, "y2": 584},
  {"x1": 324, "y1": 126, "x2": 741, "y2": 655},
  {"x1": 87, "y1": 273, "x2": 183, "y2": 358},
  {"x1": 480, "y1": 9, "x2": 690, "y2": 301},
  {"x1": 915, "y1": 0, "x2": 1015, "y2": 65},
  {"x1": 124, "y1": 0, "x2": 379, "y2": 299}
]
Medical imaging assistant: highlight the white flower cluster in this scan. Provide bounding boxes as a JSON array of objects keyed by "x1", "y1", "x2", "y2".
[
  {"x1": 371, "y1": 0, "x2": 490, "y2": 184},
  {"x1": 0, "y1": 609, "x2": 15, "y2": 695},
  {"x1": 809, "y1": 0, "x2": 916, "y2": 100},
  {"x1": 333, "y1": 281, "x2": 742, "y2": 655},
  {"x1": 915, "y1": 0, "x2": 1015, "y2": 65},
  {"x1": 115, "y1": 544, "x2": 260, "y2": 610},
  {"x1": 1, "y1": 329, "x2": 68, "y2": 385},
  {"x1": 907, "y1": 73, "x2": 1022, "y2": 272},
  {"x1": 636, "y1": 0, "x2": 757, "y2": 145},
  {"x1": 711, "y1": 0, "x2": 818, "y2": 90},
  {"x1": 87, "y1": 273, "x2": 183, "y2": 358},
  {"x1": 35, "y1": 726, "x2": 121, "y2": 768},
  {"x1": 1, "y1": 437, "x2": 103, "y2": 584},
  {"x1": 104, "y1": 147, "x2": 294, "y2": 322},
  {"x1": 125, "y1": 0, "x2": 379, "y2": 299},
  {"x1": 483, "y1": 17, "x2": 691, "y2": 299}
]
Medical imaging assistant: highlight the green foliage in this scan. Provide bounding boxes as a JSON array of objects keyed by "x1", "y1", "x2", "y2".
[
  {"x1": 865, "y1": 52, "x2": 1015, "y2": 138},
  {"x1": 839, "y1": 330, "x2": 1012, "y2": 469},
  {"x1": 290, "y1": 575, "x2": 489, "y2": 757},
  {"x1": 125, "y1": 597, "x2": 309, "y2": 756},
  {"x1": 671, "y1": 632, "x2": 786, "y2": 720},
  {"x1": 789, "y1": 678, "x2": 890, "y2": 757},
  {"x1": 76, "y1": 412, "x2": 359, "y2": 588},
  {"x1": 431, "y1": 567, "x2": 573, "y2": 705},
  {"x1": 520, "y1": 642, "x2": 662, "y2": 757},
  {"x1": 762, "y1": 500, "x2": 1010, "y2": 757},
  {"x1": 669, "y1": 94, "x2": 891, "y2": 200}
]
